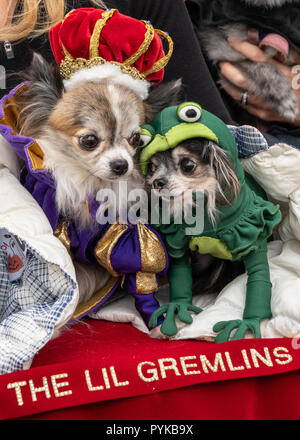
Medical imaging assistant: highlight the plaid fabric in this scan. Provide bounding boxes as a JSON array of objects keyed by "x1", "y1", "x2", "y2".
[
  {"x1": 0, "y1": 228, "x2": 76, "y2": 374},
  {"x1": 228, "y1": 125, "x2": 269, "y2": 159}
]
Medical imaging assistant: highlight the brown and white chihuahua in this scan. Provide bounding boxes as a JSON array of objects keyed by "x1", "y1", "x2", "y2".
[{"x1": 14, "y1": 53, "x2": 182, "y2": 304}]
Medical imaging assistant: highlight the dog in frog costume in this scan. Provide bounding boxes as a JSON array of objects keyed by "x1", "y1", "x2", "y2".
[{"x1": 140, "y1": 103, "x2": 282, "y2": 342}]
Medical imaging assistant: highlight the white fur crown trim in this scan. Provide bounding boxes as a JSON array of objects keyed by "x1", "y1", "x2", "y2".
[{"x1": 63, "y1": 64, "x2": 150, "y2": 100}]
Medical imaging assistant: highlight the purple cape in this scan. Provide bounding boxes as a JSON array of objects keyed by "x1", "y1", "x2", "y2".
[{"x1": 0, "y1": 84, "x2": 168, "y2": 327}]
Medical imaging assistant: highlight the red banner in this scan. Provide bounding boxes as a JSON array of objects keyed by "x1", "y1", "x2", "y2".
[{"x1": 1, "y1": 326, "x2": 300, "y2": 419}]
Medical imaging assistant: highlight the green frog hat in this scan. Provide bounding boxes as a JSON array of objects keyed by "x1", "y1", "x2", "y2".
[
  {"x1": 140, "y1": 102, "x2": 244, "y2": 180},
  {"x1": 139, "y1": 103, "x2": 282, "y2": 342}
]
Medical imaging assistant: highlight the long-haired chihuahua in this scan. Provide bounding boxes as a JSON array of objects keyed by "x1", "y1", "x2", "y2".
[
  {"x1": 145, "y1": 137, "x2": 244, "y2": 295},
  {"x1": 12, "y1": 53, "x2": 182, "y2": 304}
]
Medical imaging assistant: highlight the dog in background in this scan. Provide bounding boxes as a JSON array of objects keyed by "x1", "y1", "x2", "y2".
[{"x1": 200, "y1": 0, "x2": 300, "y2": 121}]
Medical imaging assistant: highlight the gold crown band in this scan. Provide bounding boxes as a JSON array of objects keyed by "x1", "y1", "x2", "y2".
[
  {"x1": 123, "y1": 21, "x2": 155, "y2": 67},
  {"x1": 143, "y1": 29, "x2": 174, "y2": 77},
  {"x1": 89, "y1": 9, "x2": 117, "y2": 59},
  {"x1": 60, "y1": 52, "x2": 147, "y2": 81}
]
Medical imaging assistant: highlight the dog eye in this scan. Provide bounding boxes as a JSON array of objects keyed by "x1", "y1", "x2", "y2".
[
  {"x1": 128, "y1": 132, "x2": 141, "y2": 147},
  {"x1": 79, "y1": 134, "x2": 100, "y2": 151},
  {"x1": 180, "y1": 157, "x2": 197, "y2": 174},
  {"x1": 148, "y1": 161, "x2": 157, "y2": 175},
  {"x1": 177, "y1": 103, "x2": 202, "y2": 122}
]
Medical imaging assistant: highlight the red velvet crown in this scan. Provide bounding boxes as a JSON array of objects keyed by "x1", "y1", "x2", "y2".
[{"x1": 49, "y1": 8, "x2": 173, "y2": 84}]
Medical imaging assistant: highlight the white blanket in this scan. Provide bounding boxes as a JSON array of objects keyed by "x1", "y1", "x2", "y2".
[
  {"x1": 91, "y1": 239, "x2": 300, "y2": 341},
  {"x1": 1, "y1": 128, "x2": 300, "y2": 374},
  {"x1": 0, "y1": 136, "x2": 78, "y2": 374}
]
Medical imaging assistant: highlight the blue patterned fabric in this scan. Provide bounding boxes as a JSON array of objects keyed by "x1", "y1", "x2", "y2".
[
  {"x1": 228, "y1": 125, "x2": 269, "y2": 159},
  {"x1": 0, "y1": 228, "x2": 76, "y2": 374}
]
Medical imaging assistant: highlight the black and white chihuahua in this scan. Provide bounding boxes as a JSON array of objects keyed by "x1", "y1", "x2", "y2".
[{"x1": 145, "y1": 137, "x2": 245, "y2": 295}]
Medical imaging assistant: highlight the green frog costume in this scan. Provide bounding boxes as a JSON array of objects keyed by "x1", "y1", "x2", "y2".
[{"x1": 140, "y1": 102, "x2": 282, "y2": 343}]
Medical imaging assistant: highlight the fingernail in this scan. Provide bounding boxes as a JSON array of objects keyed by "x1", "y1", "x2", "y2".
[{"x1": 228, "y1": 36, "x2": 238, "y2": 44}]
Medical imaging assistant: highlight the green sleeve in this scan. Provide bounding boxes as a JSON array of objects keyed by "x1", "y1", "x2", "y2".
[
  {"x1": 243, "y1": 242, "x2": 272, "y2": 320},
  {"x1": 168, "y1": 253, "x2": 193, "y2": 304},
  {"x1": 213, "y1": 242, "x2": 272, "y2": 343},
  {"x1": 149, "y1": 250, "x2": 202, "y2": 336}
]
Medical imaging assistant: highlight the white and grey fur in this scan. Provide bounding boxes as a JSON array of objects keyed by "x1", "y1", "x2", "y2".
[
  {"x1": 200, "y1": 0, "x2": 300, "y2": 121},
  {"x1": 243, "y1": 0, "x2": 299, "y2": 7},
  {"x1": 145, "y1": 138, "x2": 244, "y2": 295},
  {"x1": 145, "y1": 138, "x2": 240, "y2": 225},
  {"x1": 14, "y1": 53, "x2": 182, "y2": 304}
]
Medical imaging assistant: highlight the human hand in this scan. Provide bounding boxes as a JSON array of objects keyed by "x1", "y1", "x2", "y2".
[{"x1": 219, "y1": 38, "x2": 300, "y2": 126}]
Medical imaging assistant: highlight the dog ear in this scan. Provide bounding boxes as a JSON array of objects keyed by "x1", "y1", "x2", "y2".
[
  {"x1": 17, "y1": 53, "x2": 64, "y2": 136},
  {"x1": 207, "y1": 142, "x2": 240, "y2": 204},
  {"x1": 144, "y1": 79, "x2": 183, "y2": 123}
]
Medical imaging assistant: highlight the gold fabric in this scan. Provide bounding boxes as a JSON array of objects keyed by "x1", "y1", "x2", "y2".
[
  {"x1": 95, "y1": 222, "x2": 128, "y2": 277},
  {"x1": 124, "y1": 21, "x2": 155, "y2": 66},
  {"x1": 89, "y1": 9, "x2": 117, "y2": 59},
  {"x1": 60, "y1": 52, "x2": 147, "y2": 81},
  {"x1": 136, "y1": 271, "x2": 158, "y2": 294},
  {"x1": 0, "y1": 84, "x2": 45, "y2": 171},
  {"x1": 142, "y1": 29, "x2": 174, "y2": 76},
  {"x1": 72, "y1": 276, "x2": 119, "y2": 319},
  {"x1": 54, "y1": 222, "x2": 71, "y2": 254},
  {"x1": 137, "y1": 223, "x2": 167, "y2": 273}
]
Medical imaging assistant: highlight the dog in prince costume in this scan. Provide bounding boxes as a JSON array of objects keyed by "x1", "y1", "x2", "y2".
[
  {"x1": 0, "y1": 8, "x2": 182, "y2": 329},
  {"x1": 140, "y1": 103, "x2": 282, "y2": 342}
]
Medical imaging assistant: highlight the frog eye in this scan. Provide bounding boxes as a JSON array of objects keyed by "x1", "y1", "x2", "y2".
[
  {"x1": 177, "y1": 103, "x2": 202, "y2": 122},
  {"x1": 139, "y1": 129, "x2": 153, "y2": 147}
]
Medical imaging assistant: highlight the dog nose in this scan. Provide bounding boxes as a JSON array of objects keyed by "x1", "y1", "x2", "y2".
[
  {"x1": 153, "y1": 178, "x2": 168, "y2": 190},
  {"x1": 110, "y1": 160, "x2": 129, "y2": 176}
]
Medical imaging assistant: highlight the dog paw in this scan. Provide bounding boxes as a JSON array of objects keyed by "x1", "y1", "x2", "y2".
[
  {"x1": 277, "y1": 92, "x2": 299, "y2": 122},
  {"x1": 238, "y1": 61, "x2": 300, "y2": 122},
  {"x1": 149, "y1": 326, "x2": 170, "y2": 340}
]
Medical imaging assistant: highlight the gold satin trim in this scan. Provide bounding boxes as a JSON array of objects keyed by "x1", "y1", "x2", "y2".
[
  {"x1": 72, "y1": 275, "x2": 119, "y2": 319},
  {"x1": 0, "y1": 82, "x2": 28, "y2": 130},
  {"x1": 137, "y1": 223, "x2": 166, "y2": 273},
  {"x1": 123, "y1": 21, "x2": 155, "y2": 66},
  {"x1": 142, "y1": 29, "x2": 174, "y2": 77},
  {"x1": 136, "y1": 271, "x2": 158, "y2": 294},
  {"x1": 89, "y1": 9, "x2": 117, "y2": 59},
  {"x1": 54, "y1": 222, "x2": 71, "y2": 254},
  {"x1": 0, "y1": 83, "x2": 45, "y2": 171},
  {"x1": 86, "y1": 200, "x2": 90, "y2": 216},
  {"x1": 94, "y1": 222, "x2": 128, "y2": 277},
  {"x1": 27, "y1": 142, "x2": 45, "y2": 171}
]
